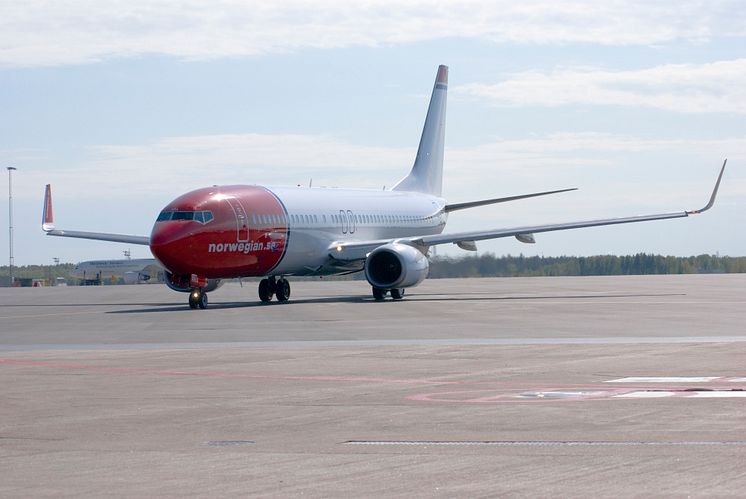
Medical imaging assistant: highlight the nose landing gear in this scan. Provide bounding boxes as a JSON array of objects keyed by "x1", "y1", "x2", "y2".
[
  {"x1": 188, "y1": 287, "x2": 208, "y2": 309},
  {"x1": 258, "y1": 276, "x2": 291, "y2": 303}
]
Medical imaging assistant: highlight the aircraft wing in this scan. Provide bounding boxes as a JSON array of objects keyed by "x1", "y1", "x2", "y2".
[
  {"x1": 330, "y1": 160, "x2": 726, "y2": 261},
  {"x1": 41, "y1": 184, "x2": 151, "y2": 246}
]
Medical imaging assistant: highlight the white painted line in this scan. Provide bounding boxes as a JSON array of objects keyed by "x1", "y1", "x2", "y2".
[
  {"x1": 691, "y1": 391, "x2": 746, "y2": 398},
  {"x1": 727, "y1": 378, "x2": 746, "y2": 383},
  {"x1": 613, "y1": 391, "x2": 676, "y2": 398},
  {"x1": 606, "y1": 377, "x2": 720, "y2": 383}
]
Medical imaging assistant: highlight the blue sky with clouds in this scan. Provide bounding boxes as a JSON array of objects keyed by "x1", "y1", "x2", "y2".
[{"x1": 2, "y1": 1, "x2": 745, "y2": 265}]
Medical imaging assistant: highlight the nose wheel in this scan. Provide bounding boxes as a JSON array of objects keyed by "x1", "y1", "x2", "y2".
[
  {"x1": 258, "y1": 277, "x2": 291, "y2": 303},
  {"x1": 188, "y1": 287, "x2": 208, "y2": 309}
]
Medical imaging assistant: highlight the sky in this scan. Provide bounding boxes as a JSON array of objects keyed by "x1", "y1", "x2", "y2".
[{"x1": 1, "y1": 0, "x2": 745, "y2": 266}]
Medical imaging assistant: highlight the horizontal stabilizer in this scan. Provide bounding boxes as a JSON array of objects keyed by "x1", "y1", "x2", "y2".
[
  {"x1": 445, "y1": 188, "x2": 577, "y2": 212},
  {"x1": 41, "y1": 184, "x2": 150, "y2": 246}
]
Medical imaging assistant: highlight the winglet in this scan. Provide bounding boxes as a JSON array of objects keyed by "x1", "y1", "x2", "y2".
[
  {"x1": 42, "y1": 184, "x2": 55, "y2": 231},
  {"x1": 687, "y1": 159, "x2": 727, "y2": 215}
]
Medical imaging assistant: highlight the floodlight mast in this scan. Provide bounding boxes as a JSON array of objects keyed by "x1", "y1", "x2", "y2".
[{"x1": 7, "y1": 167, "x2": 17, "y2": 287}]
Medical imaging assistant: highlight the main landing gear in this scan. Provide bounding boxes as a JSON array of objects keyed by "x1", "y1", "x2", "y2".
[
  {"x1": 188, "y1": 287, "x2": 208, "y2": 309},
  {"x1": 372, "y1": 287, "x2": 405, "y2": 301},
  {"x1": 259, "y1": 276, "x2": 291, "y2": 303}
]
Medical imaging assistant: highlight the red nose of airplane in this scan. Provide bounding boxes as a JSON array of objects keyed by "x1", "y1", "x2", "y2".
[
  {"x1": 150, "y1": 185, "x2": 289, "y2": 279},
  {"x1": 149, "y1": 187, "x2": 222, "y2": 276}
]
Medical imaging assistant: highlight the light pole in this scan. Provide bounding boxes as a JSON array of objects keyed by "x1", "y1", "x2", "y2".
[{"x1": 7, "y1": 167, "x2": 17, "y2": 287}]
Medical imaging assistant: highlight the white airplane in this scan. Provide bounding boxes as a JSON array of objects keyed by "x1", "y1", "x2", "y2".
[
  {"x1": 71, "y1": 258, "x2": 164, "y2": 285},
  {"x1": 43, "y1": 65, "x2": 726, "y2": 308}
]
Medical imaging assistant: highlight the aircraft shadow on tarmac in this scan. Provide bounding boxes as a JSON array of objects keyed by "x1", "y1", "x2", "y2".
[{"x1": 105, "y1": 292, "x2": 685, "y2": 314}]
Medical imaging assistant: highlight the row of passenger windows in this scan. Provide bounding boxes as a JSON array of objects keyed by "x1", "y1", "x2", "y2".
[
  {"x1": 157, "y1": 209, "x2": 443, "y2": 228},
  {"x1": 156, "y1": 210, "x2": 214, "y2": 224},
  {"x1": 252, "y1": 212, "x2": 443, "y2": 227}
]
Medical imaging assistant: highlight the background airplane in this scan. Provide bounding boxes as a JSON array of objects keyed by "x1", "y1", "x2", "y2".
[
  {"x1": 70, "y1": 258, "x2": 164, "y2": 285},
  {"x1": 42, "y1": 65, "x2": 726, "y2": 309}
]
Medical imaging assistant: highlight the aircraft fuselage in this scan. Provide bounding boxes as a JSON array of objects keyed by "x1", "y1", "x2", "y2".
[{"x1": 150, "y1": 185, "x2": 447, "y2": 279}]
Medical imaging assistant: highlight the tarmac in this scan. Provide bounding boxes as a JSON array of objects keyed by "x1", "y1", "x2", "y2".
[{"x1": 1, "y1": 274, "x2": 745, "y2": 497}]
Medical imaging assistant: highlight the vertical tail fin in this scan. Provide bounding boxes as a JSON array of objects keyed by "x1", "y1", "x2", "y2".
[
  {"x1": 42, "y1": 184, "x2": 55, "y2": 231},
  {"x1": 393, "y1": 65, "x2": 448, "y2": 196}
]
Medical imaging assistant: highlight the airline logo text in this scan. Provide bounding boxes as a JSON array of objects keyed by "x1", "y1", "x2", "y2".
[{"x1": 208, "y1": 241, "x2": 280, "y2": 254}]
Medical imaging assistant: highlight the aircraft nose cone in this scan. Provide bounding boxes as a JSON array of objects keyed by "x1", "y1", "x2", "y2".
[{"x1": 150, "y1": 222, "x2": 192, "y2": 274}]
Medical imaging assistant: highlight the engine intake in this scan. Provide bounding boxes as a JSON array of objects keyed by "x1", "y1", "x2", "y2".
[{"x1": 365, "y1": 243, "x2": 429, "y2": 289}]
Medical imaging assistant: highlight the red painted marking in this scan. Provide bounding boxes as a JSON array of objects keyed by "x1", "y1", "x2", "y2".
[
  {"x1": 0, "y1": 359, "x2": 462, "y2": 384},
  {"x1": 3, "y1": 360, "x2": 744, "y2": 404}
]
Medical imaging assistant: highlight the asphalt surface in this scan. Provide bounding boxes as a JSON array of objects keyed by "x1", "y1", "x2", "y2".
[{"x1": 1, "y1": 275, "x2": 745, "y2": 497}]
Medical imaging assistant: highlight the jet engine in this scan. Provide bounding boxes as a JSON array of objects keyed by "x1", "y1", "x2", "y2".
[
  {"x1": 123, "y1": 271, "x2": 150, "y2": 285},
  {"x1": 364, "y1": 243, "x2": 429, "y2": 289},
  {"x1": 165, "y1": 272, "x2": 222, "y2": 293}
]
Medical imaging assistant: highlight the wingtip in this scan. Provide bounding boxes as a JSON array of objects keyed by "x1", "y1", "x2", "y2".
[{"x1": 687, "y1": 159, "x2": 726, "y2": 215}]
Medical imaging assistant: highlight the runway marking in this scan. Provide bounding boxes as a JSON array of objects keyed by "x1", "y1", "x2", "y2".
[
  {"x1": 410, "y1": 386, "x2": 746, "y2": 403},
  {"x1": 0, "y1": 359, "x2": 490, "y2": 386},
  {"x1": 0, "y1": 310, "x2": 108, "y2": 320},
  {"x1": 5, "y1": 335, "x2": 746, "y2": 352},
  {"x1": 607, "y1": 377, "x2": 721, "y2": 383},
  {"x1": 614, "y1": 390, "x2": 746, "y2": 399},
  {"x1": 3, "y1": 359, "x2": 745, "y2": 404},
  {"x1": 206, "y1": 440, "x2": 255, "y2": 446},
  {"x1": 344, "y1": 440, "x2": 746, "y2": 447}
]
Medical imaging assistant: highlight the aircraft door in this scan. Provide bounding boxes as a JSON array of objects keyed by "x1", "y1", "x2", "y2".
[
  {"x1": 225, "y1": 197, "x2": 250, "y2": 242},
  {"x1": 339, "y1": 210, "x2": 348, "y2": 234}
]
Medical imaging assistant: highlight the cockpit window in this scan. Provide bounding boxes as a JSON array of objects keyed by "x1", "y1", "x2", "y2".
[
  {"x1": 156, "y1": 210, "x2": 214, "y2": 224},
  {"x1": 171, "y1": 211, "x2": 194, "y2": 221}
]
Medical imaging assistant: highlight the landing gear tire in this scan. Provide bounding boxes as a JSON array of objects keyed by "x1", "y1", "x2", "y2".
[
  {"x1": 258, "y1": 278, "x2": 274, "y2": 302},
  {"x1": 372, "y1": 287, "x2": 387, "y2": 301},
  {"x1": 275, "y1": 278, "x2": 291, "y2": 302},
  {"x1": 390, "y1": 288, "x2": 405, "y2": 300},
  {"x1": 189, "y1": 288, "x2": 208, "y2": 309}
]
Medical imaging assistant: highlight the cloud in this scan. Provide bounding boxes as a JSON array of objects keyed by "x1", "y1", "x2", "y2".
[
  {"x1": 18, "y1": 134, "x2": 412, "y2": 200},
  {"x1": 16, "y1": 132, "x2": 744, "y2": 206},
  {"x1": 2, "y1": 0, "x2": 745, "y2": 67},
  {"x1": 455, "y1": 59, "x2": 746, "y2": 114}
]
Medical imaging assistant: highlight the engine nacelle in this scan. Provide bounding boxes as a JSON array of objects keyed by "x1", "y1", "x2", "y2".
[
  {"x1": 364, "y1": 243, "x2": 429, "y2": 289},
  {"x1": 165, "y1": 272, "x2": 222, "y2": 293},
  {"x1": 122, "y1": 271, "x2": 149, "y2": 285}
]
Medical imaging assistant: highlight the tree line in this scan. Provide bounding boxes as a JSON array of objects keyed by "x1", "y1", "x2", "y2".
[
  {"x1": 2, "y1": 253, "x2": 744, "y2": 286},
  {"x1": 427, "y1": 253, "x2": 746, "y2": 278}
]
